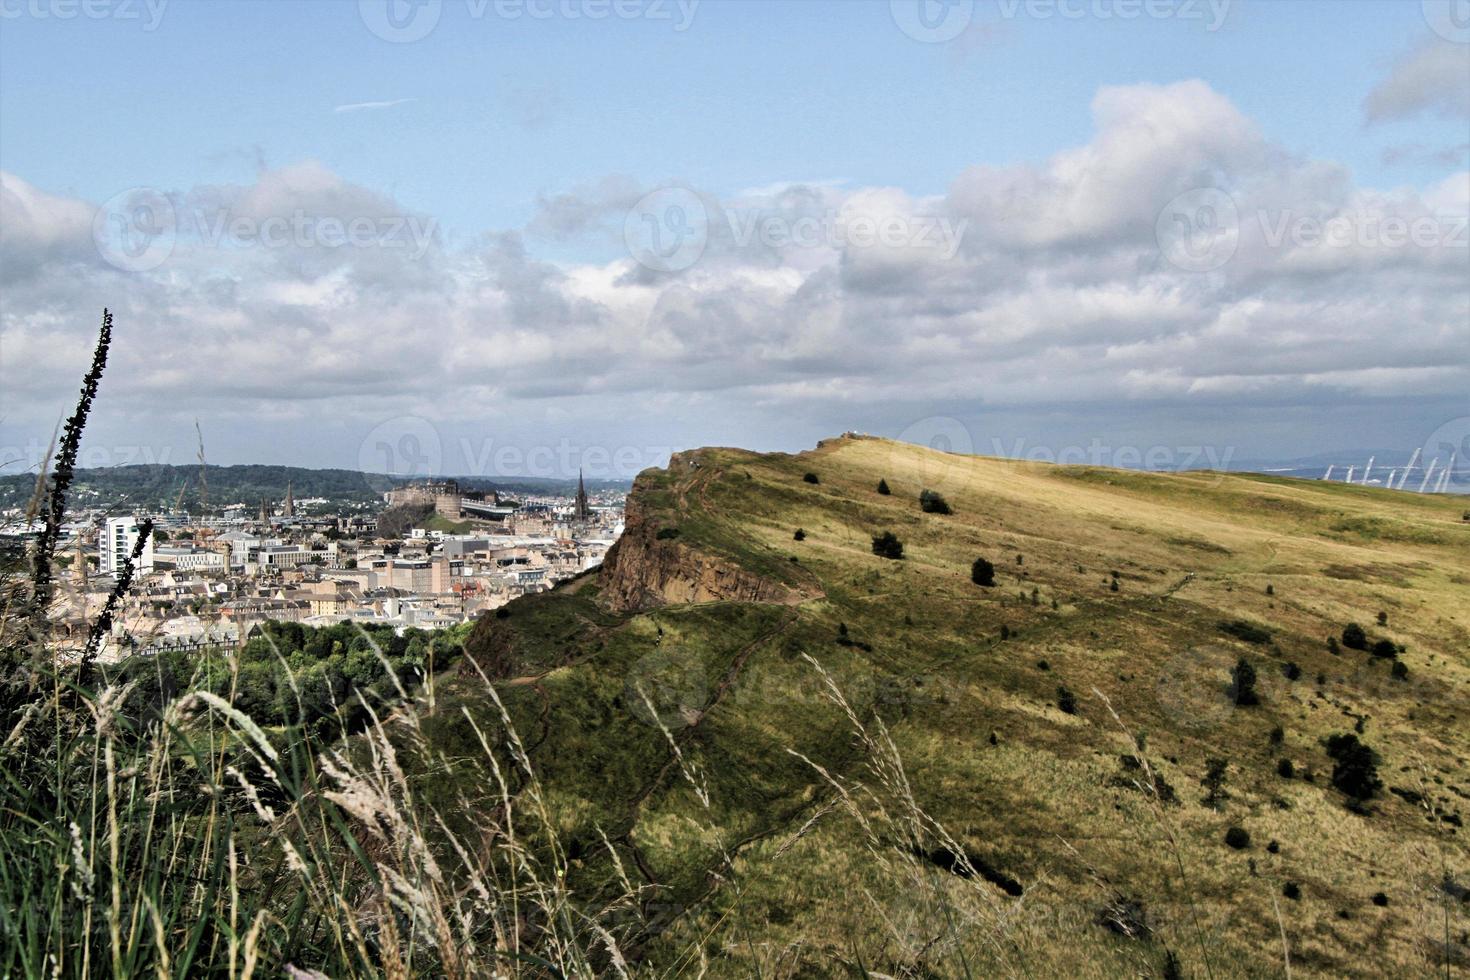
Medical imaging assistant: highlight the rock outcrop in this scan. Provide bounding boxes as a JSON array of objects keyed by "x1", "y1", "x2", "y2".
[{"x1": 599, "y1": 479, "x2": 811, "y2": 614}]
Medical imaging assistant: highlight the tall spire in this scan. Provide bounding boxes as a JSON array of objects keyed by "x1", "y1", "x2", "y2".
[
  {"x1": 283, "y1": 480, "x2": 295, "y2": 518},
  {"x1": 575, "y1": 469, "x2": 590, "y2": 520}
]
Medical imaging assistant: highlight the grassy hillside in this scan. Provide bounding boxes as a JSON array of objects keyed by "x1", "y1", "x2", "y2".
[{"x1": 419, "y1": 435, "x2": 1467, "y2": 977}]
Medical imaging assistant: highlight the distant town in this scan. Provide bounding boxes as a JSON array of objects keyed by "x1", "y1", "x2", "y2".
[{"x1": 1, "y1": 473, "x2": 625, "y2": 662}]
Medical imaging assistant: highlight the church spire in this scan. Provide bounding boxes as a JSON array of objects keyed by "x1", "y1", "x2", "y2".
[
  {"x1": 574, "y1": 469, "x2": 590, "y2": 520},
  {"x1": 283, "y1": 480, "x2": 295, "y2": 518}
]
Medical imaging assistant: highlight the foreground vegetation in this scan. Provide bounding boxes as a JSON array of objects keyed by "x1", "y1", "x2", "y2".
[{"x1": 3, "y1": 315, "x2": 1466, "y2": 975}]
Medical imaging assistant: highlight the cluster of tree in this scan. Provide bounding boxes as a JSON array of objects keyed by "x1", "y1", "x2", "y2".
[
  {"x1": 104, "y1": 620, "x2": 471, "y2": 738},
  {"x1": 376, "y1": 501, "x2": 436, "y2": 538}
]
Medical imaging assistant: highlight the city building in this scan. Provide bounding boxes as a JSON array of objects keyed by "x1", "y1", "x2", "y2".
[{"x1": 99, "y1": 515, "x2": 155, "y2": 575}]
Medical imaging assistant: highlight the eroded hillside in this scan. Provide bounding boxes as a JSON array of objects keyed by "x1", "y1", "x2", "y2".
[{"x1": 426, "y1": 435, "x2": 1469, "y2": 977}]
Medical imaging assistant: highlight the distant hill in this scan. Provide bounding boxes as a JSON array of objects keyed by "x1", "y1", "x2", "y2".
[
  {"x1": 0, "y1": 464, "x2": 631, "y2": 512},
  {"x1": 426, "y1": 434, "x2": 1470, "y2": 975}
]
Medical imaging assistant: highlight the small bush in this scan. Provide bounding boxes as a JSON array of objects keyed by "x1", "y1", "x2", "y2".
[
  {"x1": 871, "y1": 531, "x2": 904, "y2": 560},
  {"x1": 919, "y1": 489, "x2": 952, "y2": 514},
  {"x1": 655, "y1": 527, "x2": 681, "y2": 540},
  {"x1": 1327, "y1": 636, "x2": 1340, "y2": 655},
  {"x1": 1342, "y1": 623, "x2": 1367, "y2": 650},
  {"x1": 1371, "y1": 639, "x2": 1398, "y2": 659},
  {"x1": 1391, "y1": 660, "x2": 1408, "y2": 681},
  {"x1": 1283, "y1": 882, "x2": 1300, "y2": 901},
  {"x1": 1371, "y1": 892, "x2": 1389, "y2": 907},
  {"x1": 1277, "y1": 758, "x2": 1295, "y2": 779},
  {"x1": 1202, "y1": 758, "x2": 1229, "y2": 809},
  {"x1": 1036, "y1": 659, "x2": 1050, "y2": 671},
  {"x1": 803, "y1": 472, "x2": 819, "y2": 484},
  {"x1": 1224, "y1": 827, "x2": 1251, "y2": 849},
  {"x1": 1269, "y1": 724, "x2": 1284, "y2": 745},
  {"x1": 1109, "y1": 579, "x2": 1119, "y2": 593},
  {"x1": 1219, "y1": 620, "x2": 1272, "y2": 644},
  {"x1": 793, "y1": 528, "x2": 806, "y2": 541},
  {"x1": 1282, "y1": 662, "x2": 1301, "y2": 681},
  {"x1": 1376, "y1": 611, "x2": 1388, "y2": 626},
  {"x1": 1265, "y1": 583, "x2": 1274, "y2": 596},
  {"x1": 1230, "y1": 657, "x2": 1259, "y2": 706},
  {"x1": 971, "y1": 557, "x2": 995, "y2": 587},
  {"x1": 876, "y1": 478, "x2": 891, "y2": 495},
  {"x1": 1057, "y1": 686, "x2": 1077, "y2": 714},
  {"x1": 1324, "y1": 733, "x2": 1382, "y2": 801}
]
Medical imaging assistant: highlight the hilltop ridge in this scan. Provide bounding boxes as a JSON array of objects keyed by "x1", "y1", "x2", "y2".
[{"x1": 434, "y1": 435, "x2": 1469, "y2": 976}]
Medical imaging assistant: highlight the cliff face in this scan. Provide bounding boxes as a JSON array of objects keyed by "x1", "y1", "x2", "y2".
[{"x1": 598, "y1": 478, "x2": 810, "y2": 614}]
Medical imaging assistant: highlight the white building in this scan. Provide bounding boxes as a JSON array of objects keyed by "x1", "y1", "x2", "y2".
[{"x1": 99, "y1": 515, "x2": 155, "y2": 576}]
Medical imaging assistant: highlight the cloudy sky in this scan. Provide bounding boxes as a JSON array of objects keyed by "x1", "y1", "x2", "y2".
[{"x1": 1, "y1": 0, "x2": 1466, "y2": 480}]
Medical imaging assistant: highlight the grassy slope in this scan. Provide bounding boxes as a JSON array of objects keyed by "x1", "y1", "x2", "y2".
[{"x1": 426, "y1": 436, "x2": 1469, "y2": 977}]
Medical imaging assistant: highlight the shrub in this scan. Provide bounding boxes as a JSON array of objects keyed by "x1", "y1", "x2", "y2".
[
  {"x1": 803, "y1": 472, "x2": 819, "y2": 484},
  {"x1": 1265, "y1": 583, "x2": 1274, "y2": 596},
  {"x1": 971, "y1": 557, "x2": 995, "y2": 587},
  {"x1": 1391, "y1": 660, "x2": 1408, "y2": 681},
  {"x1": 1109, "y1": 579, "x2": 1119, "y2": 592},
  {"x1": 1202, "y1": 758, "x2": 1229, "y2": 809},
  {"x1": 1219, "y1": 620, "x2": 1273, "y2": 645},
  {"x1": 1224, "y1": 827, "x2": 1251, "y2": 849},
  {"x1": 1371, "y1": 639, "x2": 1398, "y2": 659},
  {"x1": 1283, "y1": 882, "x2": 1301, "y2": 901},
  {"x1": 1327, "y1": 636, "x2": 1340, "y2": 655},
  {"x1": 871, "y1": 531, "x2": 904, "y2": 560},
  {"x1": 1324, "y1": 733, "x2": 1382, "y2": 801},
  {"x1": 1036, "y1": 659, "x2": 1051, "y2": 671},
  {"x1": 1269, "y1": 724, "x2": 1284, "y2": 745},
  {"x1": 655, "y1": 527, "x2": 681, "y2": 540},
  {"x1": 1057, "y1": 686, "x2": 1077, "y2": 714},
  {"x1": 1376, "y1": 611, "x2": 1388, "y2": 626},
  {"x1": 919, "y1": 489, "x2": 952, "y2": 514},
  {"x1": 793, "y1": 528, "x2": 806, "y2": 541},
  {"x1": 1342, "y1": 623, "x2": 1367, "y2": 650},
  {"x1": 1371, "y1": 892, "x2": 1389, "y2": 907},
  {"x1": 1277, "y1": 758, "x2": 1295, "y2": 779},
  {"x1": 876, "y1": 478, "x2": 891, "y2": 495},
  {"x1": 1282, "y1": 662, "x2": 1301, "y2": 681},
  {"x1": 1230, "y1": 657, "x2": 1259, "y2": 706}
]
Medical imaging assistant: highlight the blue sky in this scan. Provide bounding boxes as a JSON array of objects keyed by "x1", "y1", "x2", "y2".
[{"x1": 1, "y1": 1, "x2": 1467, "y2": 480}]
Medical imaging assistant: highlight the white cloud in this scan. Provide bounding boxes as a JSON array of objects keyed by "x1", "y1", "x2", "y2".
[
  {"x1": 1365, "y1": 39, "x2": 1470, "y2": 123},
  {"x1": 1, "y1": 80, "x2": 1465, "y2": 466}
]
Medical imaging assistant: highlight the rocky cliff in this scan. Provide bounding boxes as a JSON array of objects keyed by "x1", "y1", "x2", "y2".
[{"x1": 598, "y1": 467, "x2": 812, "y2": 613}]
